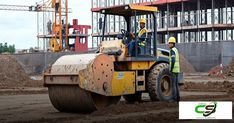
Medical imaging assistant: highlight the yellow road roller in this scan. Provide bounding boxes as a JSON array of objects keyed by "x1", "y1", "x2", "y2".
[{"x1": 44, "y1": 4, "x2": 179, "y2": 113}]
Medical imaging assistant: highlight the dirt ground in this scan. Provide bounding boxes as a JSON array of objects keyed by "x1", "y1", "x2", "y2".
[
  {"x1": 0, "y1": 91, "x2": 233, "y2": 123},
  {"x1": 0, "y1": 78, "x2": 233, "y2": 123},
  {"x1": 0, "y1": 55, "x2": 233, "y2": 122}
]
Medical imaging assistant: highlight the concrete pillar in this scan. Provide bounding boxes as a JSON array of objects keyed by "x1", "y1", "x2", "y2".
[
  {"x1": 159, "y1": 11, "x2": 162, "y2": 28},
  {"x1": 174, "y1": 8, "x2": 177, "y2": 27},
  {"x1": 162, "y1": 11, "x2": 165, "y2": 28},
  {"x1": 225, "y1": 0, "x2": 228, "y2": 24},
  {"x1": 220, "y1": 5, "x2": 224, "y2": 24},
  {"x1": 167, "y1": 3, "x2": 170, "y2": 40},
  {"x1": 212, "y1": 0, "x2": 215, "y2": 41},
  {"x1": 181, "y1": 1, "x2": 185, "y2": 43},
  {"x1": 231, "y1": 5, "x2": 233, "y2": 24},
  {"x1": 225, "y1": 0, "x2": 228, "y2": 40},
  {"x1": 197, "y1": 0, "x2": 201, "y2": 42}
]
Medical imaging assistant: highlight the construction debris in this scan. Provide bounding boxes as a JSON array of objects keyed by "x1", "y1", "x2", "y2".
[
  {"x1": 208, "y1": 65, "x2": 223, "y2": 77},
  {"x1": 0, "y1": 55, "x2": 43, "y2": 89},
  {"x1": 223, "y1": 58, "x2": 234, "y2": 77}
]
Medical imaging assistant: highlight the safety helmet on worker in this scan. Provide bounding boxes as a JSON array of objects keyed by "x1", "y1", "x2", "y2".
[
  {"x1": 168, "y1": 37, "x2": 176, "y2": 43},
  {"x1": 139, "y1": 18, "x2": 146, "y2": 24}
]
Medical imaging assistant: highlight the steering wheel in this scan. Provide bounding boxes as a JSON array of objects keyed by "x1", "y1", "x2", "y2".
[
  {"x1": 121, "y1": 29, "x2": 128, "y2": 37},
  {"x1": 120, "y1": 29, "x2": 130, "y2": 44}
]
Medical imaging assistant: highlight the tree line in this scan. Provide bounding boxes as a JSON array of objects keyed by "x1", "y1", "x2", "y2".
[{"x1": 0, "y1": 43, "x2": 16, "y2": 54}]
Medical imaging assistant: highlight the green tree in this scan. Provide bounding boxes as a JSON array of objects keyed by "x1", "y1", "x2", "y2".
[
  {"x1": 8, "y1": 45, "x2": 13, "y2": 53},
  {"x1": 0, "y1": 43, "x2": 2, "y2": 53},
  {"x1": 12, "y1": 45, "x2": 15, "y2": 53},
  {"x1": 8, "y1": 45, "x2": 16, "y2": 54},
  {"x1": 3, "y1": 42, "x2": 8, "y2": 53},
  {"x1": 0, "y1": 43, "x2": 16, "y2": 54}
]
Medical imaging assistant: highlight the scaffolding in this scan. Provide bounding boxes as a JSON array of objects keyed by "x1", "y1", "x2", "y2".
[
  {"x1": 37, "y1": 0, "x2": 69, "y2": 51},
  {"x1": 37, "y1": 0, "x2": 91, "y2": 52},
  {"x1": 91, "y1": 0, "x2": 234, "y2": 48},
  {"x1": 0, "y1": 1, "x2": 90, "y2": 52}
]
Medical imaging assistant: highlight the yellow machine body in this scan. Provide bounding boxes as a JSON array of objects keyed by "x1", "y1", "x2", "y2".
[
  {"x1": 49, "y1": 38, "x2": 61, "y2": 52},
  {"x1": 45, "y1": 39, "x2": 168, "y2": 96},
  {"x1": 111, "y1": 72, "x2": 136, "y2": 96},
  {"x1": 43, "y1": 4, "x2": 173, "y2": 113},
  {"x1": 44, "y1": 55, "x2": 138, "y2": 97}
]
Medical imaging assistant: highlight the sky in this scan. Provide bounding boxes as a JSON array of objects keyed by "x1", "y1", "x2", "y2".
[{"x1": 0, "y1": 0, "x2": 92, "y2": 49}]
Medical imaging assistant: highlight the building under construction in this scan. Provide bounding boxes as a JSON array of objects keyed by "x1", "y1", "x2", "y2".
[
  {"x1": 91, "y1": 0, "x2": 234, "y2": 46},
  {"x1": 91, "y1": 0, "x2": 234, "y2": 71},
  {"x1": 36, "y1": 0, "x2": 91, "y2": 52}
]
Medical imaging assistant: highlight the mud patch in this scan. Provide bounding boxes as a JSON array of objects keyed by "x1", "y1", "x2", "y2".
[
  {"x1": 181, "y1": 81, "x2": 234, "y2": 93},
  {"x1": 91, "y1": 101, "x2": 178, "y2": 116}
]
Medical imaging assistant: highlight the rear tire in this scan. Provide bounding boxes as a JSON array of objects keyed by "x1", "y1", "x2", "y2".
[{"x1": 147, "y1": 63, "x2": 173, "y2": 101}]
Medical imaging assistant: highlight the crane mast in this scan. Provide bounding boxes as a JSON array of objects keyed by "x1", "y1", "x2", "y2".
[{"x1": 0, "y1": 0, "x2": 69, "y2": 51}]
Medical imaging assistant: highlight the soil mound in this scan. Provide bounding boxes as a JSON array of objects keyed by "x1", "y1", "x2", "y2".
[{"x1": 0, "y1": 55, "x2": 43, "y2": 89}]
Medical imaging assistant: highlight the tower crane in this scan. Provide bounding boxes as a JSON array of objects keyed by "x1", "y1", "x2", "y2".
[{"x1": 0, "y1": 0, "x2": 70, "y2": 52}]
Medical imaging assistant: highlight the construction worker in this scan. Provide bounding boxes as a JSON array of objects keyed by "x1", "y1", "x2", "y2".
[
  {"x1": 168, "y1": 37, "x2": 180, "y2": 102},
  {"x1": 55, "y1": 0, "x2": 59, "y2": 13},
  {"x1": 47, "y1": 20, "x2": 52, "y2": 34},
  {"x1": 128, "y1": 18, "x2": 147, "y2": 56}
]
